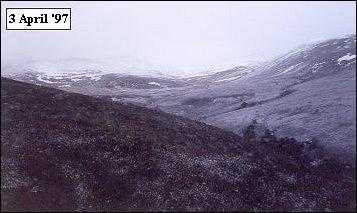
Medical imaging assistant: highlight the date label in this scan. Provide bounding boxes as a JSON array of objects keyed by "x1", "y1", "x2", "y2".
[{"x1": 6, "y1": 8, "x2": 71, "y2": 30}]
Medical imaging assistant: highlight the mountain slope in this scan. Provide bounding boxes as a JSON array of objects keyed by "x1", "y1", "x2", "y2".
[
  {"x1": 1, "y1": 77, "x2": 355, "y2": 211},
  {"x1": 152, "y1": 35, "x2": 356, "y2": 161}
]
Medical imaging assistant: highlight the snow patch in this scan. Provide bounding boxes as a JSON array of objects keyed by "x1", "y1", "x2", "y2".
[
  {"x1": 311, "y1": 62, "x2": 327, "y2": 73},
  {"x1": 58, "y1": 85, "x2": 71, "y2": 88},
  {"x1": 111, "y1": 97, "x2": 121, "y2": 102},
  {"x1": 148, "y1": 82, "x2": 161, "y2": 86},
  {"x1": 337, "y1": 53, "x2": 356, "y2": 64},
  {"x1": 214, "y1": 76, "x2": 241, "y2": 83},
  {"x1": 36, "y1": 75, "x2": 57, "y2": 84},
  {"x1": 279, "y1": 62, "x2": 303, "y2": 75},
  {"x1": 319, "y1": 44, "x2": 330, "y2": 48}
]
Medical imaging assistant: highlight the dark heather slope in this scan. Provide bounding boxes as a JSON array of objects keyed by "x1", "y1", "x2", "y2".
[{"x1": 1, "y1": 77, "x2": 355, "y2": 212}]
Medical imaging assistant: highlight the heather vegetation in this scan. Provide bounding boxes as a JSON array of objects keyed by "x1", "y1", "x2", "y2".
[{"x1": 1, "y1": 78, "x2": 355, "y2": 212}]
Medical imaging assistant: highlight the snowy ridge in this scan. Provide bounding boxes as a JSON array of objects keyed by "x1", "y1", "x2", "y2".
[{"x1": 1, "y1": 58, "x2": 177, "y2": 79}]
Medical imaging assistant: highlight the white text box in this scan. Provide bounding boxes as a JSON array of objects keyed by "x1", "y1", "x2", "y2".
[{"x1": 6, "y1": 8, "x2": 71, "y2": 30}]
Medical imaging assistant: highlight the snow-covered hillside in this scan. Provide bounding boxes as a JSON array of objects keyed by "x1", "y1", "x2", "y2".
[{"x1": 151, "y1": 35, "x2": 356, "y2": 162}]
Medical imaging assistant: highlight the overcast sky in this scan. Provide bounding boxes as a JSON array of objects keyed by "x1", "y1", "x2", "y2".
[{"x1": 1, "y1": 1, "x2": 356, "y2": 74}]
